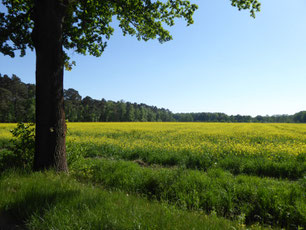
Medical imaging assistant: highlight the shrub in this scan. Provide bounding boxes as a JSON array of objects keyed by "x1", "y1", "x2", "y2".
[{"x1": 9, "y1": 123, "x2": 35, "y2": 170}]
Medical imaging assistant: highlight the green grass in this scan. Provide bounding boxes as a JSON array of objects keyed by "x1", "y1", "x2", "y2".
[
  {"x1": 67, "y1": 141, "x2": 306, "y2": 180},
  {"x1": 1, "y1": 122, "x2": 305, "y2": 229},
  {"x1": 0, "y1": 170, "x2": 251, "y2": 230},
  {"x1": 71, "y1": 157, "x2": 306, "y2": 228}
]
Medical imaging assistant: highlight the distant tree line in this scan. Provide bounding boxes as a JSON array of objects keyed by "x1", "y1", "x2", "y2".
[
  {"x1": 0, "y1": 74, "x2": 173, "y2": 122},
  {"x1": 64, "y1": 88, "x2": 173, "y2": 122},
  {"x1": 0, "y1": 74, "x2": 35, "y2": 122},
  {"x1": 173, "y1": 112, "x2": 305, "y2": 123},
  {"x1": 1, "y1": 74, "x2": 305, "y2": 123}
]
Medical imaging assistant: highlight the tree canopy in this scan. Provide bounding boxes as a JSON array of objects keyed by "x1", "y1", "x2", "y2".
[{"x1": 1, "y1": 0, "x2": 260, "y2": 63}]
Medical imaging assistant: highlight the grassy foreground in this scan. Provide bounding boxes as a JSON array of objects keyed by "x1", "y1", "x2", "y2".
[
  {"x1": 0, "y1": 122, "x2": 305, "y2": 229},
  {"x1": 0, "y1": 171, "x2": 248, "y2": 230},
  {"x1": 71, "y1": 158, "x2": 306, "y2": 227}
]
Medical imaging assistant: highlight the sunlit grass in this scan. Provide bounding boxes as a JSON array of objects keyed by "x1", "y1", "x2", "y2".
[
  {"x1": 0, "y1": 122, "x2": 305, "y2": 228},
  {"x1": 71, "y1": 157, "x2": 305, "y2": 228},
  {"x1": 0, "y1": 171, "x2": 249, "y2": 230}
]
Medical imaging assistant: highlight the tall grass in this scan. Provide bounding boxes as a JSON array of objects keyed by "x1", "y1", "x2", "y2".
[
  {"x1": 0, "y1": 122, "x2": 305, "y2": 229},
  {"x1": 71, "y1": 158, "x2": 306, "y2": 228},
  {"x1": 0, "y1": 171, "x2": 247, "y2": 230}
]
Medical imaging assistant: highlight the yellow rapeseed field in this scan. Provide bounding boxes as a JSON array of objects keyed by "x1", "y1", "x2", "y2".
[
  {"x1": 1, "y1": 122, "x2": 305, "y2": 228},
  {"x1": 65, "y1": 122, "x2": 306, "y2": 159},
  {"x1": 1, "y1": 122, "x2": 305, "y2": 159},
  {"x1": 0, "y1": 123, "x2": 16, "y2": 143}
]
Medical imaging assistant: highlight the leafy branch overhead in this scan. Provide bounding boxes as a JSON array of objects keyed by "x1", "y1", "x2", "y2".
[{"x1": 0, "y1": 0, "x2": 260, "y2": 59}]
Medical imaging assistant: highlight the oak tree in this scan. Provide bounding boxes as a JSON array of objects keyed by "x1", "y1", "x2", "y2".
[{"x1": 0, "y1": 0, "x2": 260, "y2": 172}]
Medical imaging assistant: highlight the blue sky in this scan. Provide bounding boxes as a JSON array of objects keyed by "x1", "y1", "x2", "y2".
[{"x1": 1, "y1": 0, "x2": 305, "y2": 116}]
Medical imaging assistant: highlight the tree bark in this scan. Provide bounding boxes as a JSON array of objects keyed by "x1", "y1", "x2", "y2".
[{"x1": 32, "y1": 0, "x2": 68, "y2": 172}]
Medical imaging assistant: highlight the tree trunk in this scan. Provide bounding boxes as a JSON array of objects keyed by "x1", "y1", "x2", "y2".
[{"x1": 32, "y1": 0, "x2": 68, "y2": 172}]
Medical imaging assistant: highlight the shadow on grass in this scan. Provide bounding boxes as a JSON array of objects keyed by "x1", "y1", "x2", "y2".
[{"x1": 0, "y1": 189, "x2": 80, "y2": 230}]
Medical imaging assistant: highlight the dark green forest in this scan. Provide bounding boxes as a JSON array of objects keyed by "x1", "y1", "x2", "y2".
[{"x1": 1, "y1": 74, "x2": 305, "y2": 123}]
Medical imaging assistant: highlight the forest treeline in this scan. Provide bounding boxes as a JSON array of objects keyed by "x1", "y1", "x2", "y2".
[{"x1": 1, "y1": 74, "x2": 306, "y2": 123}]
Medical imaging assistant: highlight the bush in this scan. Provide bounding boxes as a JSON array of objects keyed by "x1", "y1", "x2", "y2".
[
  {"x1": 9, "y1": 123, "x2": 35, "y2": 170},
  {"x1": 0, "y1": 123, "x2": 35, "y2": 173},
  {"x1": 0, "y1": 123, "x2": 84, "y2": 173}
]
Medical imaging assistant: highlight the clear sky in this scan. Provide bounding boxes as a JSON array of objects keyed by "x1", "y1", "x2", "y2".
[{"x1": 1, "y1": 0, "x2": 305, "y2": 117}]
